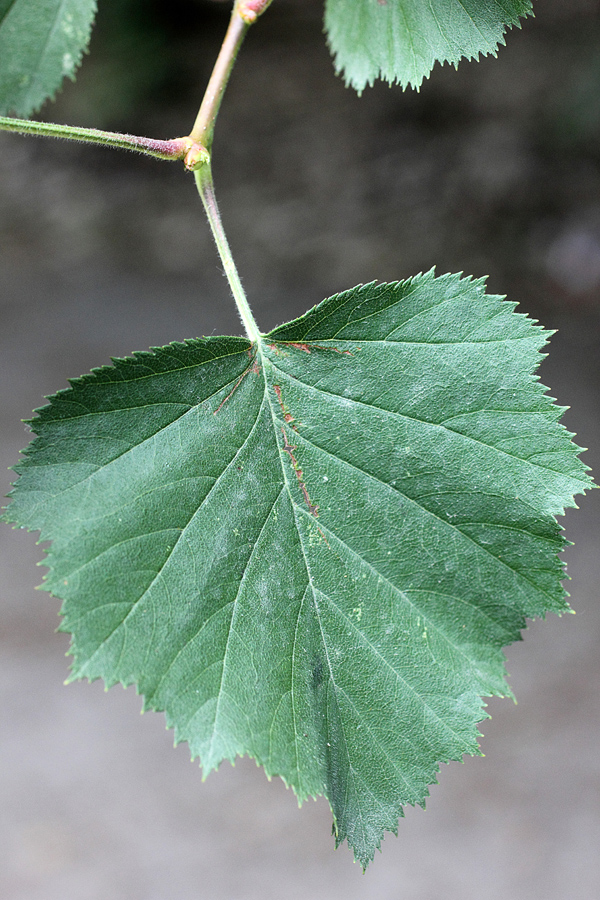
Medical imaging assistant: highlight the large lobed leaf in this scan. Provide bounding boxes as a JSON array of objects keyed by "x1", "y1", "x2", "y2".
[
  {"x1": 325, "y1": 0, "x2": 533, "y2": 91},
  {"x1": 3, "y1": 272, "x2": 591, "y2": 866},
  {"x1": 0, "y1": 0, "x2": 97, "y2": 116}
]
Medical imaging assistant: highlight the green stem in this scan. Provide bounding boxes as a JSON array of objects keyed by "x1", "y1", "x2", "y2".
[
  {"x1": 189, "y1": 7, "x2": 250, "y2": 150},
  {"x1": 195, "y1": 163, "x2": 261, "y2": 344},
  {"x1": 0, "y1": 115, "x2": 191, "y2": 162}
]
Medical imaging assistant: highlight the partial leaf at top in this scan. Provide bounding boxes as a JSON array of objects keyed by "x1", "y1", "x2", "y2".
[
  {"x1": 0, "y1": 0, "x2": 97, "y2": 116},
  {"x1": 325, "y1": 0, "x2": 533, "y2": 91},
  {"x1": 3, "y1": 272, "x2": 592, "y2": 867}
]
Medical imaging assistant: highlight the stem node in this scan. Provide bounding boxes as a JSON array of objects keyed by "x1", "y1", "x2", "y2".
[{"x1": 181, "y1": 138, "x2": 210, "y2": 172}]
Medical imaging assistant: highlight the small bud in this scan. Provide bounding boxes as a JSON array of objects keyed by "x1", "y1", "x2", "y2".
[
  {"x1": 237, "y1": 0, "x2": 274, "y2": 25},
  {"x1": 181, "y1": 139, "x2": 210, "y2": 172}
]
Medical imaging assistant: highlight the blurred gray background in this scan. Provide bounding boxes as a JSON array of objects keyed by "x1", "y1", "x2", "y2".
[{"x1": 1, "y1": 0, "x2": 600, "y2": 897}]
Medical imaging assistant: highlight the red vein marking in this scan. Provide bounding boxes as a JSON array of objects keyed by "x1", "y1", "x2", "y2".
[
  {"x1": 310, "y1": 343, "x2": 355, "y2": 356},
  {"x1": 273, "y1": 383, "x2": 299, "y2": 430},
  {"x1": 287, "y1": 342, "x2": 311, "y2": 353},
  {"x1": 270, "y1": 340, "x2": 355, "y2": 356},
  {"x1": 214, "y1": 357, "x2": 261, "y2": 414},
  {"x1": 280, "y1": 427, "x2": 319, "y2": 517}
]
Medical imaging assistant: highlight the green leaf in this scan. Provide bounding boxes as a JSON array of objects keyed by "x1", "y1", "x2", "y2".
[
  {"x1": 0, "y1": 0, "x2": 97, "y2": 116},
  {"x1": 325, "y1": 0, "x2": 533, "y2": 91},
  {"x1": 3, "y1": 272, "x2": 591, "y2": 867}
]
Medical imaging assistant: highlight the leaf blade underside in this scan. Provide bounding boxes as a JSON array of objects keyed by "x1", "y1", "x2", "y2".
[
  {"x1": 324, "y1": 0, "x2": 533, "y2": 92},
  {"x1": 0, "y1": 0, "x2": 97, "y2": 116},
  {"x1": 3, "y1": 272, "x2": 592, "y2": 867}
]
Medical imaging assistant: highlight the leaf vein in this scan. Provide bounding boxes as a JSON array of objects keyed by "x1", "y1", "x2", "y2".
[
  {"x1": 75, "y1": 395, "x2": 267, "y2": 677},
  {"x1": 206, "y1": 482, "x2": 286, "y2": 762},
  {"x1": 269, "y1": 361, "x2": 586, "y2": 484},
  {"x1": 287, "y1": 425, "x2": 560, "y2": 606},
  {"x1": 311, "y1": 583, "x2": 471, "y2": 748}
]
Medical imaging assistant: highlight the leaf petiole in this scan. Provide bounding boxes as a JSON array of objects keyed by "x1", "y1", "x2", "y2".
[
  {"x1": 0, "y1": 115, "x2": 203, "y2": 163},
  {"x1": 194, "y1": 162, "x2": 262, "y2": 345}
]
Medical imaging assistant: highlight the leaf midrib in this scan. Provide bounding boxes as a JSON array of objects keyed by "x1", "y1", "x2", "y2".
[
  {"x1": 30, "y1": 0, "x2": 72, "y2": 92},
  {"x1": 261, "y1": 347, "x2": 480, "y2": 790},
  {"x1": 262, "y1": 348, "x2": 562, "y2": 607}
]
